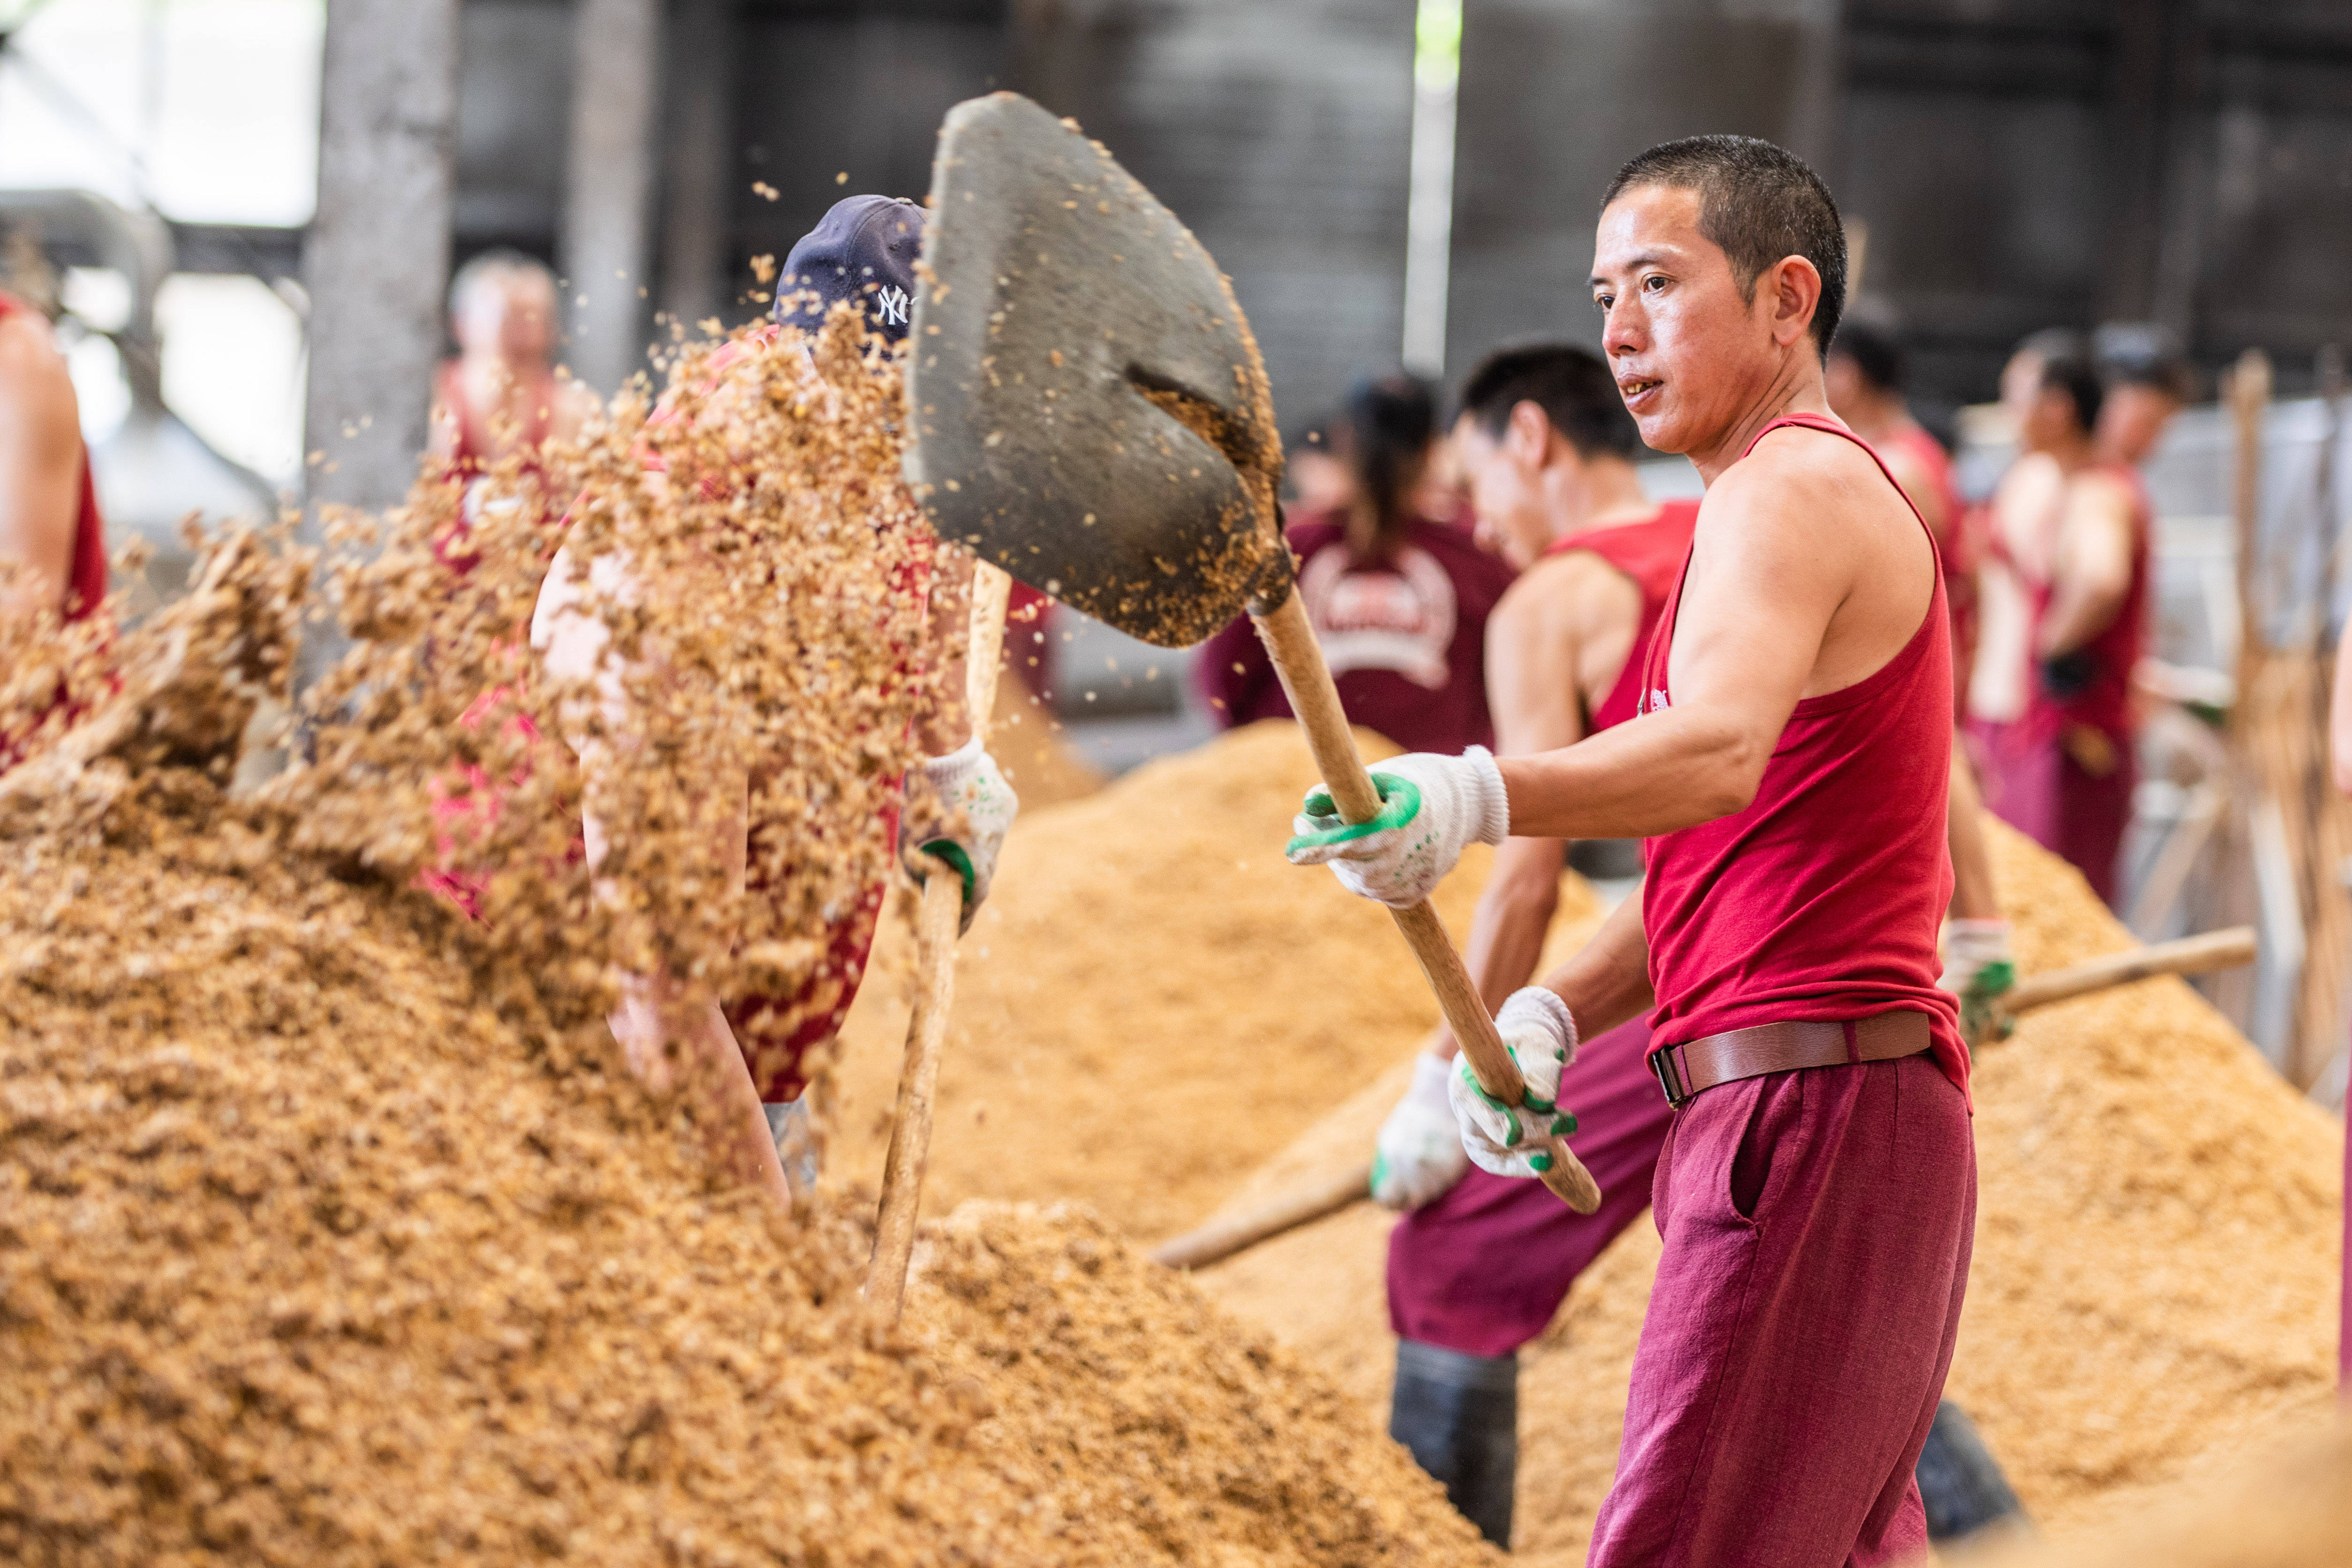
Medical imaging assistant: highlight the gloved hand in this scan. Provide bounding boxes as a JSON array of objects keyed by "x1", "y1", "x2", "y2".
[
  {"x1": 1285, "y1": 747, "x2": 1510, "y2": 909},
  {"x1": 1939, "y1": 918, "x2": 2017, "y2": 1045},
  {"x1": 1448, "y1": 987, "x2": 1579, "y2": 1179},
  {"x1": 901, "y1": 739, "x2": 1017, "y2": 933},
  {"x1": 1371, "y1": 1053, "x2": 1470, "y2": 1210},
  {"x1": 764, "y1": 1097, "x2": 820, "y2": 1212}
]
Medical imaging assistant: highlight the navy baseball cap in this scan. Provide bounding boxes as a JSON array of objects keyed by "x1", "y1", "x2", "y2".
[{"x1": 774, "y1": 195, "x2": 924, "y2": 342}]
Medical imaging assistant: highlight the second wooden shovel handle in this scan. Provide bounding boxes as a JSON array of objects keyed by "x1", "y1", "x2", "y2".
[{"x1": 1252, "y1": 588, "x2": 1602, "y2": 1215}]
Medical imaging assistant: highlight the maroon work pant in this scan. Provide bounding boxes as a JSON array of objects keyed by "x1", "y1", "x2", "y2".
[
  {"x1": 1586, "y1": 1053, "x2": 1976, "y2": 1568},
  {"x1": 1387, "y1": 1016, "x2": 1674, "y2": 1357},
  {"x1": 1974, "y1": 716, "x2": 2134, "y2": 908}
]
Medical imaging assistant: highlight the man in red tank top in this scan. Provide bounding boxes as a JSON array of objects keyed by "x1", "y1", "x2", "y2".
[
  {"x1": 1288, "y1": 136, "x2": 1973, "y2": 1566},
  {"x1": 0, "y1": 287, "x2": 111, "y2": 772},
  {"x1": 1975, "y1": 343, "x2": 2146, "y2": 907}
]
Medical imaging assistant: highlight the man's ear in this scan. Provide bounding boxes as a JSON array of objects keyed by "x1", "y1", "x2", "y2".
[
  {"x1": 1766, "y1": 255, "x2": 1822, "y2": 349},
  {"x1": 1505, "y1": 399, "x2": 1552, "y2": 466}
]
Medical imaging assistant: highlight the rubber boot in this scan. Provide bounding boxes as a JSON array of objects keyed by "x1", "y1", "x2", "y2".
[
  {"x1": 1916, "y1": 1398, "x2": 2031, "y2": 1543},
  {"x1": 1388, "y1": 1338, "x2": 1517, "y2": 1549}
]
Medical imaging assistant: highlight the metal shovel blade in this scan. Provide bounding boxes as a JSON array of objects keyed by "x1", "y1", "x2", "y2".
[{"x1": 904, "y1": 92, "x2": 1287, "y2": 649}]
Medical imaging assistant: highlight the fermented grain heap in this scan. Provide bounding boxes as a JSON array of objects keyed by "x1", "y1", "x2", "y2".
[
  {"x1": 825, "y1": 720, "x2": 1601, "y2": 1240},
  {"x1": 1192, "y1": 821, "x2": 2344, "y2": 1563},
  {"x1": 0, "y1": 322, "x2": 1495, "y2": 1567}
]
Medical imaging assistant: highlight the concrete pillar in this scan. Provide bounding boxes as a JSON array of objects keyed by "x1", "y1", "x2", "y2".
[
  {"x1": 657, "y1": 0, "x2": 736, "y2": 335},
  {"x1": 562, "y1": 0, "x2": 663, "y2": 392},
  {"x1": 302, "y1": 0, "x2": 458, "y2": 516}
]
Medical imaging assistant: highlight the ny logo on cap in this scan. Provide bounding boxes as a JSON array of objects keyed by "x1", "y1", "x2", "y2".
[{"x1": 876, "y1": 284, "x2": 910, "y2": 328}]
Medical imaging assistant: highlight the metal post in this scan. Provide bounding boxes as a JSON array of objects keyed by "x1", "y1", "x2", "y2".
[
  {"x1": 563, "y1": 0, "x2": 663, "y2": 393},
  {"x1": 302, "y1": 0, "x2": 459, "y2": 518},
  {"x1": 657, "y1": 0, "x2": 736, "y2": 337}
]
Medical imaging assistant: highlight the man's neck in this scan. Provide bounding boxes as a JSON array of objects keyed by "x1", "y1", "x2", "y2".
[
  {"x1": 2036, "y1": 431, "x2": 2097, "y2": 475},
  {"x1": 1689, "y1": 352, "x2": 1834, "y2": 485},
  {"x1": 1552, "y1": 458, "x2": 1656, "y2": 544}
]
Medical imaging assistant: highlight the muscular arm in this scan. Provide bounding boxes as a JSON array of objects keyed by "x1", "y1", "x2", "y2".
[
  {"x1": 1534, "y1": 891, "x2": 1654, "y2": 1041},
  {"x1": 2037, "y1": 473, "x2": 2135, "y2": 657},
  {"x1": 0, "y1": 313, "x2": 85, "y2": 621}
]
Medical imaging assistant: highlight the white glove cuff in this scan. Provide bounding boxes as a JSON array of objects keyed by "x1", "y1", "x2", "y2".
[
  {"x1": 1495, "y1": 986, "x2": 1578, "y2": 1068},
  {"x1": 1408, "y1": 1050, "x2": 1455, "y2": 1107},
  {"x1": 1462, "y1": 746, "x2": 1511, "y2": 846},
  {"x1": 920, "y1": 735, "x2": 984, "y2": 793},
  {"x1": 1943, "y1": 918, "x2": 2013, "y2": 965}
]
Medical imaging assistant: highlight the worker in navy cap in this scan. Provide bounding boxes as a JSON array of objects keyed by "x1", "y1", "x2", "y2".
[
  {"x1": 774, "y1": 194, "x2": 923, "y2": 340},
  {"x1": 516, "y1": 195, "x2": 1014, "y2": 1212}
]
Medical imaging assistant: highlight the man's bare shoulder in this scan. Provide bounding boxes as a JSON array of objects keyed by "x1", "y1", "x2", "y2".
[
  {"x1": 1494, "y1": 547, "x2": 1638, "y2": 638},
  {"x1": 0, "y1": 309, "x2": 72, "y2": 400},
  {"x1": 1708, "y1": 423, "x2": 1909, "y2": 543}
]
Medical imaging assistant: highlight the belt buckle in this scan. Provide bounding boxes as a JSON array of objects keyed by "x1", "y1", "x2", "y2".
[{"x1": 1647, "y1": 1043, "x2": 1689, "y2": 1109}]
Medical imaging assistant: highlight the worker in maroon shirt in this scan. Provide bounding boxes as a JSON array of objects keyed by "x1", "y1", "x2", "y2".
[
  {"x1": 1198, "y1": 374, "x2": 1515, "y2": 755},
  {"x1": 1289, "y1": 136, "x2": 1974, "y2": 1566},
  {"x1": 0, "y1": 286, "x2": 110, "y2": 771}
]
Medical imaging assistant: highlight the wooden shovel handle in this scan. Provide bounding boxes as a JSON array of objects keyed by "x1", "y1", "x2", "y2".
[
  {"x1": 868, "y1": 561, "x2": 1017, "y2": 1322},
  {"x1": 2000, "y1": 926, "x2": 2256, "y2": 1017},
  {"x1": 1150, "y1": 1159, "x2": 1375, "y2": 1270},
  {"x1": 1252, "y1": 588, "x2": 1602, "y2": 1215}
]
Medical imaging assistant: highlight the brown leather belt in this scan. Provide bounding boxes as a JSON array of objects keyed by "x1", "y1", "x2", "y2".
[{"x1": 1646, "y1": 1010, "x2": 1932, "y2": 1109}]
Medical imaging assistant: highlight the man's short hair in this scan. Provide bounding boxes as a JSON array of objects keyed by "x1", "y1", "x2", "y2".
[
  {"x1": 2033, "y1": 339, "x2": 2104, "y2": 434},
  {"x1": 1602, "y1": 134, "x2": 1847, "y2": 354},
  {"x1": 1829, "y1": 301, "x2": 1905, "y2": 393},
  {"x1": 1455, "y1": 342, "x2": 1641, "y2": 461},
  {"x1": 2094, "y1": 321, "x2": 2195, "y2": 401}
]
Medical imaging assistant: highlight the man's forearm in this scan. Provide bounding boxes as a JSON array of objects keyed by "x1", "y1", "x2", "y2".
[
  {"x1": 1537, "y1": 891, "x2": 1653, "y2": 1041},
  {"x1": 1428, "y1": 835, "x2": 1564, "y2": 1058},
  {"x1": 1497, "y1": 706, "x2": 1764, "y2": 841},
  {"x1": 2037, "y1": 578, "x2": 2127, "y2": 659}
]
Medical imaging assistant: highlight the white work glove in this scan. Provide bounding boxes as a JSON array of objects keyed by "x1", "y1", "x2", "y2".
[
  {"x1": 1939, "y1": 918, "x2": 2016, "y2": 1045},
  {"x1": 1371, "y1": 1053, "x2": 1471, "y2": 1210},
  {"x1": 1448, "y1": 988, "x2": 1580, "y2": 1179},
  {"x1": 764, "y1": 1098, "x2": 820, "y2": 1212},
  {"x1": 901, "y1": 739, "x2": 1018, "y2": 933},
  {"x1": 1284, "y1": 747, "x2": 1510, "y2": 909}
]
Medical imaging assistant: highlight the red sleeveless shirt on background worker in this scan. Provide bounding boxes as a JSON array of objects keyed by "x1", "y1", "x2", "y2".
[
  {"x1": 1880, "y1": 422, "x2": 1976, "y2": 712},
  {"x1": 0, "y1": 289, "x2": 112, "y2": 774},
  {"x1": 1197, "y1": 506, "x2": 1516, "y2": 755},
  {"x1": 1387, "y1": 498, "x2": 1698, "y2": 1358},
  {"x1": 1989, "y1": 462, "x2": 2149, "y2": 907},
  {"x1": 1586, "y1": 416, "x2": 1975, "y2": 1568}
]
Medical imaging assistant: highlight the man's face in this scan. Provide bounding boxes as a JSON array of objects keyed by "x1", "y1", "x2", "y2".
[
  {"x1": 2099, "y1": 384, "x2": 2181, "y2": 467},
  {"x1": 1451, "y1": 413, "x2": 1552, "y2": 571},
  {"x1": 1590, "y1": 184, "x2": 1777, "y2": 455}
]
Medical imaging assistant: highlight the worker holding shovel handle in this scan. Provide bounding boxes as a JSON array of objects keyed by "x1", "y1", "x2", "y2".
[{"x1": 1291, "y1": 136, "x2": 1975, "y2": 1568}]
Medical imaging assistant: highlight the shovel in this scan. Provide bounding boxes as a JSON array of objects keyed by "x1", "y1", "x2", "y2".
[
  {"x1": 903, "y1": 91, "x2": 1601, "y2": 1217},
  {"x1": 1148, "y1": 924, "x2": 2261, "y2": 1271}
]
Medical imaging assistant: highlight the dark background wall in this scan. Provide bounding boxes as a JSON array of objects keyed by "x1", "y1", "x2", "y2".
[{"x1": 442, "y1": 0, "x2": 2352, "y2": 419}]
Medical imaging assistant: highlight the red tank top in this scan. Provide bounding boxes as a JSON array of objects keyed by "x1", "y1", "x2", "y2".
[
  {"x1": 436, "y1": 359, "x2": 557, "y2": 475},
  {"x1": 1638, "y1": 413, "x2": 1967, "y2": 1099},
  {"x1": 2032, "y1": 462, "x2": 2149, "y2": 742},
  {"x1": 0, "y1": 290, "x2": 108, "y2": 623},
  {"x1": 1544, "y1": 498, "x2": 1701, "y2": 733}
]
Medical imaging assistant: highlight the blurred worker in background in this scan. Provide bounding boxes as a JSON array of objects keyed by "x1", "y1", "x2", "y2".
[
  {"x1": 2330, "y1": 627, "x2": 2352, "y2": 1394},
  {"x1": 0, "y1": 284, "x2": 110, "y2": 772},
  {"x1": 1198, "y1": 373, "x2": 1516, "y2": 754},
  {"x1": 430, "y1": 249, "x2": 597, "y2": 474},
  {"x1": 1827, "y1": 308, "x2": 2012, "y2": 1039},
  {"x1": 1974, "y1": 334, "x2": 2147, "y2": 907},
  {"x1": 0, "y1": 285, "x2": 102, "y2": 630},
  {"x1": 1285, "y1": 419, "x2": 1355, "y2": 514},
  {"x1": 2093, "y1": 322, "x2": 2193, "y2": 470},
  {"x1": 530, "y1": 196, "x2": 1014, "y2": 1210},
  {"x1": 1370, "y1": 341, "x2": 1691, "y2": 1545}
]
